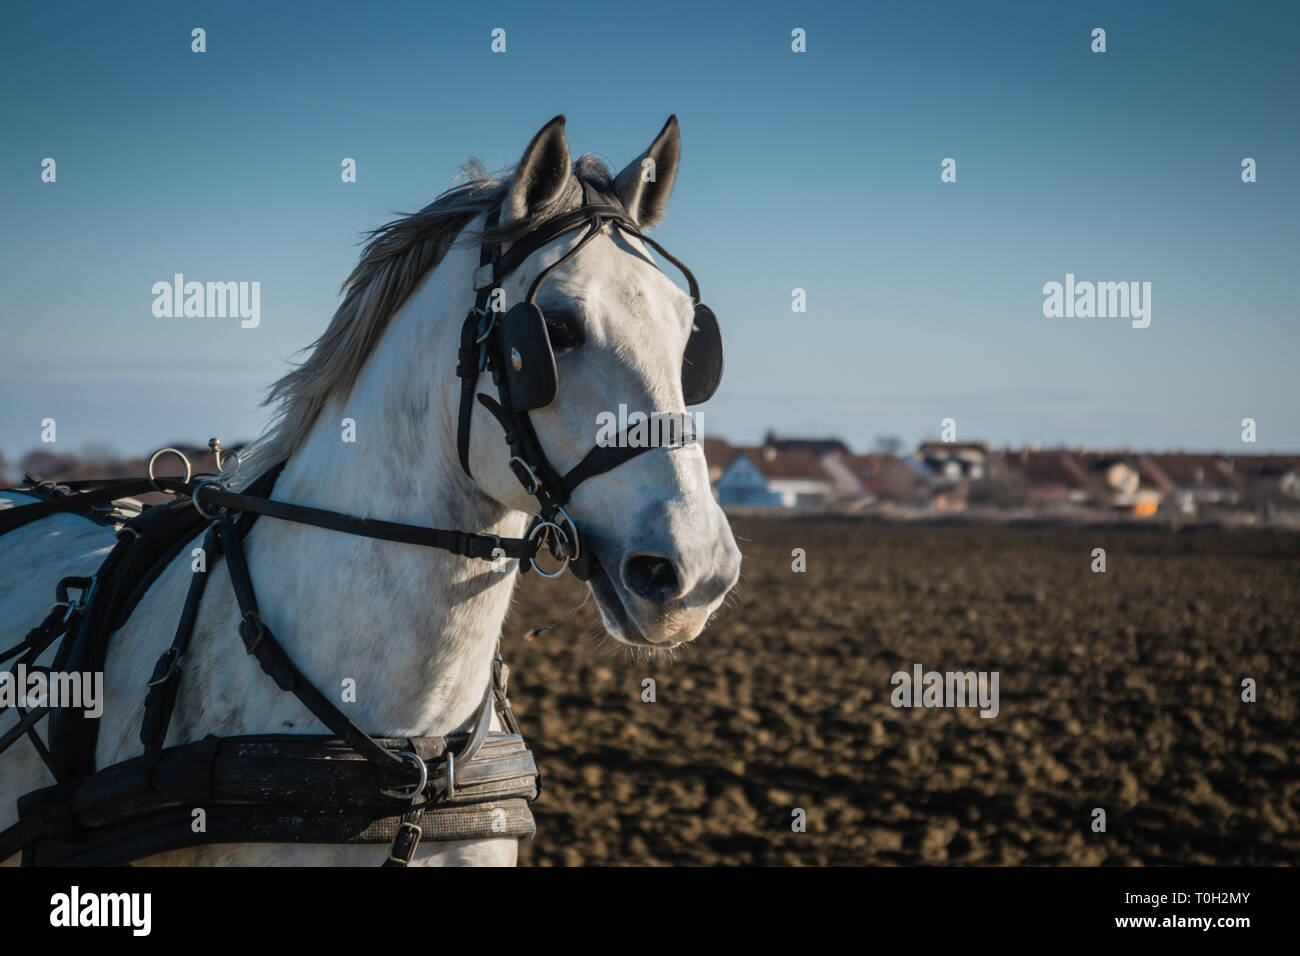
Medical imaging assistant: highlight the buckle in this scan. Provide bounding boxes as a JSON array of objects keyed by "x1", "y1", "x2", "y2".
[
  {"x1": 386, "y1": 820, "x2": 423, "y2": 865},
  {"x1": 239, "y1": 612, "x2": 266, "y2": 654},
  {"x1": 146, "y1": 647, "x2": 180, "y2": 687},
  {"x1": 380, "y1": 751, "x2": 429, "y2": 801},
  {"x1": 474, "y1": 310, "x2": 497, "y2": 344},
  {"x1": 51, "y1": 577, "x2": 92, "y2": 623},
  {"x1": 508, "y1": 456, "x2": 541, "y2": 495},
  {"x1": 192, "y1": 478, "x2": 228, "y2": 521}
]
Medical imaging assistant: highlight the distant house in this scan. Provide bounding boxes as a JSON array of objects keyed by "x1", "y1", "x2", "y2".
[
  {"x1": 833, "y1": 453, "x2": 927, "y2": 502},
  {"x1": 1137, "y1": 454, "x2": 1241, "y2": 514},
  {"x1": 1000, "y1": 449, "x2": 1161, "y2": 515},
  {"x1": 1228, "y1": 455, "x2": 1300, "y2": 508},
  {"x1": 908, "y1": 441, "x2": 991, "y2": 511},
  {"x1": 715, "y1": 447, "x2": 834, "y2": 508},
  {"x1": 1075, "y1": 454, "x2": 1154, "y2": 512},
  {"x1": 916, "y1": 441, "x2": 990, "y2": 481},
  {"x1": 1002, "y1": 450, "x2": 1090, "y2": 505}
]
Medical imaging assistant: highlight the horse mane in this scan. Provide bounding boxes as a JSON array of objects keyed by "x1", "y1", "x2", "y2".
[{"x1": 244, "y1": 154, "x2": 617, "y2": 476}]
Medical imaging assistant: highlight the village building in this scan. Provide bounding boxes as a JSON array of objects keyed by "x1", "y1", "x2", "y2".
[{"x1": 714, "y1": 446, "x2": 835, "y2": 508}]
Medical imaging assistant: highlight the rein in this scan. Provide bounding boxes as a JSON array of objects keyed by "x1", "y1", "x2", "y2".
[{"x1": 0, "y1": 471, "x2": 543, "y2": 564}]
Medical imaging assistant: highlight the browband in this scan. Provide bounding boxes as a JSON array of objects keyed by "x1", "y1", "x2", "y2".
[{"x1": 476, "y1": 202, "x2": 638, "y2": 291}]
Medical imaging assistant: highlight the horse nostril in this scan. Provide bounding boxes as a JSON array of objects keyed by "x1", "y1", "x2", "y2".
[{"x1": 623, "y1": 554, "x2": 682, "y2": 604}]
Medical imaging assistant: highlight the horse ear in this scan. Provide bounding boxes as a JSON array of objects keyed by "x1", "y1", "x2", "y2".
[
  {"x1": 614, "y1": 115, "x2": 681, "y2": 228},
  {"x1": 506, "y1": 115, "x2": 572, "y2": 224}
]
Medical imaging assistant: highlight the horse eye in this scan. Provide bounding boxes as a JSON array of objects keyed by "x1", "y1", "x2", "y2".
[{"x1": 544, "y1": 309, "x2": 584, "y2": 354}]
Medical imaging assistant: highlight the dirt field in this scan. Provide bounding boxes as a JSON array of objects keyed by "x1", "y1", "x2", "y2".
[{"x1": 504, "y1": 517, "x2": 1300, "y2": 866}]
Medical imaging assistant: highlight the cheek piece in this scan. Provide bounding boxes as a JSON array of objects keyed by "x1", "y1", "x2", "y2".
[{"x1": 455, "y1": 182, "x2": 723, "y2": 580}]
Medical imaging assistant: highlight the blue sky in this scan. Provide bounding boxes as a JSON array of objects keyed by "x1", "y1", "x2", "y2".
[{"x1": 1, "y1": 0, "x2": 1297, "y2": 463}]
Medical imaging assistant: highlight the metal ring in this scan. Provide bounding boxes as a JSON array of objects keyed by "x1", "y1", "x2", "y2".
[
  {"x1": 527, "y1": 519, "x2": 569, "y2": 553},
  {"x1": 192, "y1": 478, "x2": 227, "y2": 520},
  {"x1": 147, "y1": 448, "x2": 192, "y2": 494},
  {"x1": 552, "y1": 506, "x2": 581, "y2": 562},
  {"x1": 380, "y1": 752, "x2": 428, "y2": 800},
  {"x1": 474, "y1": 310, "x2": 497, "y2": 344},
  {"x1": 445, "y1": 751, "x2": 456, "y2": 800},
  {"x1": 218, "y1": 449, "x2": 243, "y2": 483},
  {"x1": 527, "y1": 520, "x2": 570, "y2": 579},
  {"x1": 508, "y1": 456, "x2": 541, "y2": 495},
  {"x1": 51, "y1": 583, "x2": 89, "y2": 623}
]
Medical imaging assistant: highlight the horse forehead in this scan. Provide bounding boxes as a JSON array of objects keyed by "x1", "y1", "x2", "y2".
[{"x1": 560, "y1": 238, "x2": 691, "y2": 330}]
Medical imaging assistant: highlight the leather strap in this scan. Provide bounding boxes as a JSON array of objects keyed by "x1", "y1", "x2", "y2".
[
  {"x1": 138, "y1": 524, "x2": 219, "y2": 762},
  {"x1": 488, "y1": 203, "x2": 636, "y2": 286},
  {"x1": 457, "y1": 206, "x2": 501, "y2": 477},
  {"x1": 192, "y1": 482, "x2": 539, "y2": 560},
  {"x1": 0, "y1": 479, "x2": 156, "y2": 533},
  {"x1": 383, "y1": 811, "x2": 425, "y2": 866},
  {"x1": 558, "y1": 440, "x2": 659, "y2": 501},
  {"x1": 0, "y1": 575, "x2": 92, "y2": 779},
  {"x1": 214, "y1": 518, "x2": 411, "y2": 778}
]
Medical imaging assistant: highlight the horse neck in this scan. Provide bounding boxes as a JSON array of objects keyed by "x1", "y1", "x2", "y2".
[{"x1": 250, "y1": 236, "x2": 525, "y2": 737}]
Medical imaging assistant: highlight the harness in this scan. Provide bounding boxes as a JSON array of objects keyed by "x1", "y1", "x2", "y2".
[{"x1": 0, "y1": 184, "x2": 722, "y2": 866}]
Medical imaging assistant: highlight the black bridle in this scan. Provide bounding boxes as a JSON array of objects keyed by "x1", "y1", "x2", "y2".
[{"x1": 456, "y1": 180, "x2": 721, "y2": 580}]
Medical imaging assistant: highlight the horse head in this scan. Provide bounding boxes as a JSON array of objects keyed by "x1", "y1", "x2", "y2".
[{"x1": 461, "y1": 116, "x2": 741, "y2": 647}]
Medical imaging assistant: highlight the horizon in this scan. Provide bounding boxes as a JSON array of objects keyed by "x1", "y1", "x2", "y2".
[{"x1": 4, "y1": 433, "x2": 1298, "y2": 470}]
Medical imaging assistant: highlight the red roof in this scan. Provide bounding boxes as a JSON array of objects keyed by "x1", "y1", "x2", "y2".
[
  {"x1": 1002, "y1": 450, "x2": 1087, "y2": 488},
  {"x1": 840, "y1": 453, "x2": 923, "y2": 492},
  {"x1": 739, "y1": 447, "x2": 831, "y2": 482}
]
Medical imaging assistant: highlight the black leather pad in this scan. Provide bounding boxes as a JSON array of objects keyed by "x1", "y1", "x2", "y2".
[
  {"x1": 500, "y1": 303, "x2": 558, "y2": 411},
  {"x1": 682, "y1": 304, "x2": 723, "y2": 405}
]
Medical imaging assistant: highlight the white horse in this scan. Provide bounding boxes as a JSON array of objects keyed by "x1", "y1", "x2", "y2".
[{"x1": 0, "y1": 116, "x2": 741, "y2": 866}]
